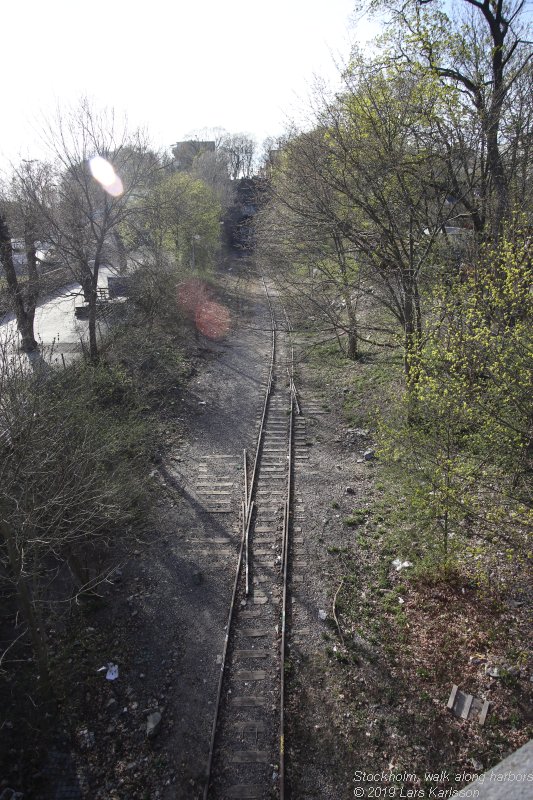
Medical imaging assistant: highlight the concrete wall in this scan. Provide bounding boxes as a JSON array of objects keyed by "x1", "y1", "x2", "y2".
[{"x1": 452, "y1": 739, "x2": 533, "y2": 798}]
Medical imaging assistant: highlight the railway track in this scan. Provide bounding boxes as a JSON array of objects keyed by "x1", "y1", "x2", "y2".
[{"x1": 203, "y1": 280, "x2": 299, "y2": 800}]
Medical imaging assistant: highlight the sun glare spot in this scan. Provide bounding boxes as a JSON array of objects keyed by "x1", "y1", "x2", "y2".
[
  {"x1": 195, "y1": 300, "x2": 231, "y2": 340},
  {"x1": 89, "y1": 155, "x2": 124, "y2": 197},
  {"x1": 177, "y1": 279, "x2": 230, "y2": 340}
]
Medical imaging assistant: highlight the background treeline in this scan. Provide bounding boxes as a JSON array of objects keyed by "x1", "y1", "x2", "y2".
[
  {"x1": 256, "y1": 0, "x2": 532, "y2": 571},
  {"x1": 0, "y1": 102, "x2": 255, "y2": 685}
]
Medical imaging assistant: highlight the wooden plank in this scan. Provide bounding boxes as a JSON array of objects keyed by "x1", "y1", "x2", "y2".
[
  {"x1": 234, "y1": 720, "x2": 267, "y2": 734},
  {"x1": 243, "y1": 629, "x2": 270, "y2": 637},
  {"x1": 447, "y1": 684, "x2": 459, "y2": 710},
  {"x1": 234, "y1": 650, "x2": 269, "y2": 659},
  {"x1": 229, "y1": 751, "x2": 269, "y2": 764},
  {"x1": 196, "y1": 482, "x2": 234, "y2": 487},
  {"x1": 234, "y1": 670, "x2": 267, "y2": 681},
  {"x1": 479, "y1": 700, "x2": 490, "y2": 725},
  {"x1": 232, "y1": 696, "x2": 268, "y2": 707},
  {"x1": 197, "y1": 490, "x2": 232, "y2": 495},
  {"x1": 461, "y1": 693, "x2": 474, "y2": 720}
]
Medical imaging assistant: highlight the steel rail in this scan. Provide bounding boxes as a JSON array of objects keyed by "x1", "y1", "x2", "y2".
[
  {"x1": 203, "y1": 496, "x2": 252, "y2": 800},
  {"x1": 283, "y1": 308, "x2": 301, "y2": 417},
  {"x1": 279, "y1": 387, "x2": 294, "y2": 800},
  {"x1": 245, "y1": 278, "x2": 276, "y2": 512},
  {"x1": 203, "y1": 276, "x2": 279, "y2": 799}
]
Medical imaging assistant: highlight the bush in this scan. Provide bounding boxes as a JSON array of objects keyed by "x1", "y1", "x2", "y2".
[
  {"x1": 378, "y1": 217, "x2": 533, "y2": 567},
  {"x1": 0, "y1": 350, "x2": 152, "y2": 682}
]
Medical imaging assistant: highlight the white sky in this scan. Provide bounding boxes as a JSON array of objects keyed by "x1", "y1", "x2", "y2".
[{"x1": 1, "y1": 0, "x2": 379, "y2": 169}]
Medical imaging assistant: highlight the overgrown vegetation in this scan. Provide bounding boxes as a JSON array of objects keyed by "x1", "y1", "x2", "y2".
[
  {"x1": 0, "y1": 282, "x2": 196, "y2": 689},
  {"x1": 301, "y1": 310, "x2": 531, "y2": 786},
  {"x1": 257, "y1": 0, "x2": 532, "y2": 574},
  {"x1": 0, "y1": 104, "x2": 233, "y2": 693},
  {"x1": 379, "y1": 217, "x2": 532, "y2": 565}
]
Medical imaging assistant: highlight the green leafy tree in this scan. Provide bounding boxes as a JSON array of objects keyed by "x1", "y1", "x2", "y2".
[
  {"x1": 143, "y1": 172, "x2": 222, "y2": 271},
  {"x1": 255, "y1": 132, "x2": 363, "y2": 359},
  {"x1": 262, "y1": 62, "x2": 463, "y2": 377},
  {"x1": 369, "y1": 0, "x2": 532, "y2": 235},
  {"x1": 380, "y1": 216, "x2": 532, "y2": 561}
]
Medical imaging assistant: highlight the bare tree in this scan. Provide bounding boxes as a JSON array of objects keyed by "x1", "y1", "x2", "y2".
[
  {"x1": 371, "y1": 0, "x2": 533, "y2": 235},
  {"x1": 0, "y1": 212, "x2": 39, "y2": 352},
  {"x1": 24, "y1": 99, "x2": 155, "y2": 361},
  {"x1": 256, "y1": 131, "x2": 363, "y2": 359},
  {"x1": 221, "y1": 132, "x2": 257, "y2": 179},
  {"x1": 191, "y1": 148, "x2": 235, "y2": 210},
  {"x1": 260, "y1": 64, "x2": 465, "y2": 378},
  {"x1": 0, "y1": 161, "x2": 54, "y2": 352}
]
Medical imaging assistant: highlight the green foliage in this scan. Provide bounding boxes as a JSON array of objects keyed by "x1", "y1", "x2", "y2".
[
  {"x1": 379, "y1": 217, "x2": 533, "y2": 558},
  {"x1": 145, "y1": 172, "x2": 222, "y2": 270}
]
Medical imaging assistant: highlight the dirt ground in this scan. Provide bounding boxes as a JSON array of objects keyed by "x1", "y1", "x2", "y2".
[
  {"x1": 1, "y1": 257, "x2": 531, "y2": 800},
  {"x1": 283, "y1": 321, "x2": 532, "y2": 800}
]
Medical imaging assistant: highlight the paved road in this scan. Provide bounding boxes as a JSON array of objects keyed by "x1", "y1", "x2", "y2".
[{"x1": 0, "y1": 266, "x2": 116, "y2": 365}]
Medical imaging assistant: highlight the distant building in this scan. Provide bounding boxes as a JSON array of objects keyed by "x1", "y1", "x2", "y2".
[
  {"x1": 258, "y1": 149, "x2": 281, "y2": 179},
  {"x1": 172, "y1": 140, "x2": 216, "y2": 171}
]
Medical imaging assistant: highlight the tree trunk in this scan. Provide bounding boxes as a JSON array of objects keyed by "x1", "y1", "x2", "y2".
[
  {"x1": 403, "y1": 271, "x2": 421, "y2": 385},
  {"x1": 113, "y1": 230, "x2": 128, "y2": 273},
  {"x1": 88, "y1": 258, "x2": 100, "y2": 363},
  {"x1": 88, "y1": 285, "x2": 98, "y2": 362},
  {"x1": 344, "y1": 292, "x2": 359, "y2": 360},
  {"x1": 335, "y1": 231, "x2": 359, "y2": 360},
  {"x1": 347, "y1": 327, "x2": 358, "y2": 360},
  {"x1": 24, "y1": 221, "x2": 39, "y2": 343},
  {"x1": 484, "y1": 99, "x2": 508, "y2": 237},
  {"x1": 0, "y1": 213, "x2": 38, "y2": 352}
]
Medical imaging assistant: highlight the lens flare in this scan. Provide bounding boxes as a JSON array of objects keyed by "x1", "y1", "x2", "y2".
[
  {"x1": 89, "y1": 155, "x2": 124, "y2": 197},
  {"x1": 195, "y1": 300, "x2": 231, "y2": 340},
  {"x1": 177, "y1": 279, "x2": 230, "y2": 340}
]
